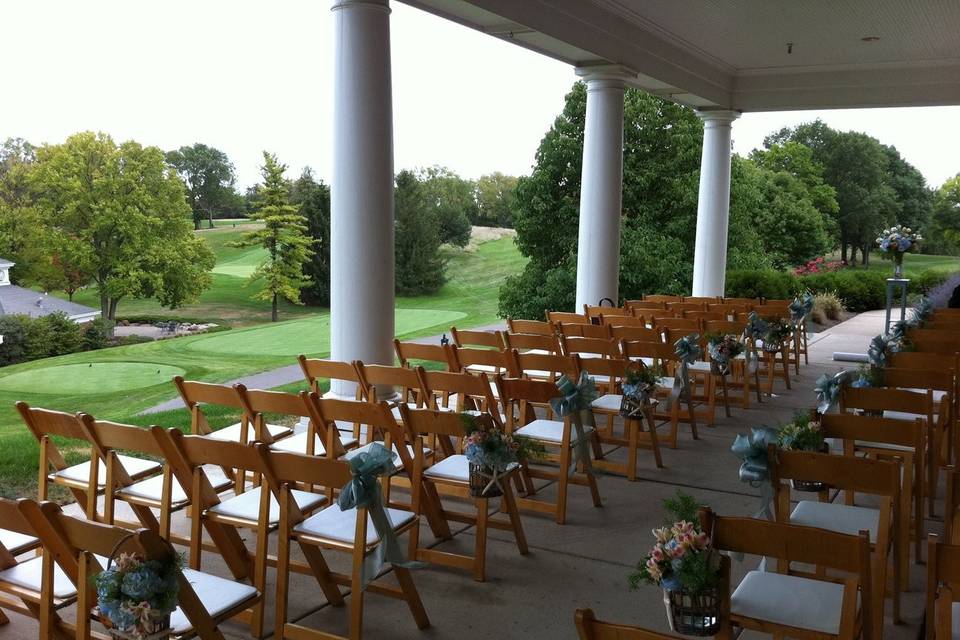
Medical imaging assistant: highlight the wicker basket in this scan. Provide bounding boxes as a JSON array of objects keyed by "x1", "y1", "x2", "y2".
[
  {"x1": 108, "y1": 614, "x2": 171, "y2": 640},
  {"x1": 710, "y1": 361, "x2": 729, "y2": 376},
  {"x1": 468, "y1": 463, "x2": 503, "y2": 498},
  {"x1": 662, "y1": 587, "x2": 721, "y2": 636}
]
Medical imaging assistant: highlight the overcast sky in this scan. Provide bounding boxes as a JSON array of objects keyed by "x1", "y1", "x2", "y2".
[{"x1": 2, "y1": 0, "x2": 958, "y2": 191}]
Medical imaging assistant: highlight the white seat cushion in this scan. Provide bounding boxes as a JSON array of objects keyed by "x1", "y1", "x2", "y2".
[
  {"x1": 342, "y1": 442, "x2": 430, "y2": 470},
  {"x1": 688, "y1": 361, "x2": 711, "y2": 372},
  {"x1": 170, "y1": 568, "x2": 259, "y2": 635},
  {"x1": 515, "y1": 418, "x2": 593, "y2": 444},
  {"x1": 207, "y1": 421, "x2": 291, "y2": 442},
  {"x1": 905, "y1": 388, "x2": 948, "y2": 404},
  {"x1": 731, "y1": 570, "x2": 850, "y2": 635},
  {"x1": 293, "y1": 505, "x2": 417, "y2": 545},
  {"x1": 462, "y1": 408, "x2": 509, "y2": 423},
  {"x1": 391, "y1": 402, "x2": 426, "y2": 421},
  {"x1": 270, "y1": 431, "x2": 358, "y2": 455},
  {"x1": 424, "y1": 454, "x2": 517, "y2": 483},
  {"x1": 465, "y1": 363, "x2": 503, "y2": 374},
  {"x1": 117, "y1": 474, "x2": 190, "y2": 506},
  {"x1": 0, "y1": 554, "x2": 105, "y2": 600},
  {"x1": 855, "y1": 439, "x2": 914, "y2": 453},
  {"x1": 53, "y1": 455, "x2": 160, "y2": 488},
  {"x1": 884, "y1": 409, "x2": 937, "y2": 423},
  {"x1": 0, "y1": 529, "x2": 38, "y2": 556},
  {"x1": 591, "y1": 394, "x2": 623, "y2": 412},
  {"x1": 207, "y1": 486, "x2": 326, "y2": 525},
  {"x1": 790, "y1": 501, "x2": 880, "y2": 541}
]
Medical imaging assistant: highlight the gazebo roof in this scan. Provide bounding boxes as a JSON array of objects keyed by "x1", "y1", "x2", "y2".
[{"x1": 403, "y1": 0, "x2": 960, "y2": 111}]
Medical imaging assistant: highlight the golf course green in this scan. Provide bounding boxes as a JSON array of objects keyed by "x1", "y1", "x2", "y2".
[{"x1": 0, "y1": 362, "x2": 186, "y2": 395}]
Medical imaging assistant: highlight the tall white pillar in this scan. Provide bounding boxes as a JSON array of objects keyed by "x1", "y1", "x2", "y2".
[
  {"x1": 691, "y1": 110, "x2": 740, "y2": 297},
  {"x1": 574, "y1": 67, "x2": 630, "y2": 310},
  {"x1": 330, "y1": 0, "x2": 394, "y2": 396}
]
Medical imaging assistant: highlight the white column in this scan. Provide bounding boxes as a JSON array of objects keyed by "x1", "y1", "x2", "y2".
[
  {"x1": 574, "y1": 67, "x2": 629, "y2": 311},
  {"x1": 329, "y1": 0, "x2": 394, "y2": 397},
  {"x1": 691, "y1": 110, "x2": 740, "y2": 297}
]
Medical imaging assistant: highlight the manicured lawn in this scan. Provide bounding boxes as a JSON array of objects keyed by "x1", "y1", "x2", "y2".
[
  {"x1": 0, "y1": 229, "x2": 526, "y2": 497},
  {"x1": 831, "y1": 252, "x2": 960, "y2": 278}
]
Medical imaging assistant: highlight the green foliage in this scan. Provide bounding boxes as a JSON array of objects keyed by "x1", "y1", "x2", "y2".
[
  {"x1": 231, "y1": 152, "x2": 314, "y2": 321},
  {"x1": 927, "y1": 175, "x2": 960, "y2": 256},
  {"x1": 777, "y1": 412, "x2": 823, "y2": 451},
  {"x1": 289, "y1": 169, "x2": 331, "y2": 307},
  {"x1": 165, "y1": 143, "x2": 240, "y2": 230},
  {"x1": 0, "y1": 313, "x2": 86, "y2": 364},
  {"x1": 0, "y1": 315, "x2": 29, "y2": 365},
  {"x1": 416, "y1": 166, "x2": 474, "y2": 247},
  {"x1": 395, "y1": 170, "x2": 447, "y2": 295},
  {"x1": 27, "y1": 132, "x2": 215, "y2": 321},
  {"x1": 83, "y1": 318, "x2": 114, "y2": 351},
  {"x1": 663, "y1": 491, "x2": 700, "y2": 526},
  {"x1": 909, "y1": 269, "x2": 950, "y2": 295},
  {"x1": 474, "y1": 172, "x2": 518, "y2": 227},
  {"x1": 498, "y1": 257, "x2": 576, "y2": 319},
  {"x1": 724, "y1": 270, "x2": 800, "y2": 300},
  {"x1": 811, "y1": 291, "x2": 845, "y2": 323},
  {"x1": 801, "y1": 270, "x2": 887, "y2": 312}
]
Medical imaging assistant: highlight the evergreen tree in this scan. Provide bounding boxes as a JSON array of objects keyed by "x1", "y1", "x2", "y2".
[
  {"x1": 290, "y1": 168, "x2": 332, "y2": 306},
  {"x1": 232, "y1": 152, "x2": 314, "y2": 321},
  {"x1": 395, "y1": 170, "x2": 446, "y2": 295}
]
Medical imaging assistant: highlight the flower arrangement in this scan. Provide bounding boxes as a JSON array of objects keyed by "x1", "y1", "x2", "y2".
[
  {"x1": 706, "y1": 333, "x2": 744, "y2": 375},
  {"x1": 462, "y1": 413, "x2": 543, "y2": 496},
  {"x1": 776, "y1": 411, "x2": 823, "y2": 452},
  {"x1": 761, "y1": 317, "x2": 792, "y2": 352},
  {"x1": 619, "y1": 363, "x2": 661, "y2": 417},
  {"x1": 876, "y1": 224, "x2": 922, "y2": 276},
  {"x1": 94, "y1": 552, "x2": 181, "y2": 639},
  {"x1": 852, "y1": 364, "x2": 883, "y2": 388}
]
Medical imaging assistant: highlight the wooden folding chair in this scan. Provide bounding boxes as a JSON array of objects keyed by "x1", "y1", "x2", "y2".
[
  {"x1": 393, "y1": 340, "x2": 454, "y2": 370},
  {"x1": 769, "y1": 446, "x2": 901, "y2": 626},
  {"x1": 624, "y1": 299, "x2": 666, "y2": 312},
  {"x1": 907, "y1": 328, "x2": 960, "y2": 353},
  {"x1": 926, "y1": 534, "x2": 960, "y2": 640},
  {"x1": 255, "y1": 445, "x2": 428, "y2": 640},
  {"x1": 708, "y1": 302, "x2": 752, "y2": 317},
  {"x1": 722, "y1": 297, "x2": 761, "y2": 306},
  {"x1": 22, "y1": 499, "x2": 260, "y2": 640},
  {"x1": 703, "y1": 320, "x2": 758, "y2": 409},
  {"x1": 575, "y1": 608, "x2": 682, "y2": 640},
  {"x1": 502, "y1": 331, "x2": 561, "y2": 356},
  {"x1": 642, "y1": 294, "x2": 681, "y2": 303},
  {"x1": 619, "y1": 341, "x2": 697, "y2": 448},
  {"x1": 702, "y1": 507, "x2": 873, "y2": 640},
  {"x1": 560, "y1": 336, "x2": 620, "y2": 366},
  {"x1": 603, "y1": 314, "x2": 649, "y2": 328},
  {"x1": 609, "y1": 325, "x2": 662, "y2": 342},
  {"x1": 495, "y1": 375, "x2": 602, "y2": 524},
  {"x1": 583, "y1": 358, "x2": 663, "y2": 476},
  {"x1": 665, "y1": 301, "x2": 704, "y2": 314},
  {"x1": 650, "y1": 317, "x2": 699, "y2": 336},
  {"x1": 584, "y1": 304, "x2": 630, "y2": 320},
  {"x1": 398, "y1": 406, "x2": 527, "y2": 581},
  {"x1": 506, "y1": 318, "x2": 554, "y2": 335},
  {"x1": 557, "y1": 322, "x2": 612, "y2": 339},
  {"x1": 0, "y1": 497, "x2": 70, "y2": 635},
  {"x1": 448, "y1": 344, "x2": 510, "y2": 377},
  {"x1": 173, "y1": 377, "x2": 292, "y2": 444},
  {"x1": 821, "y1": 412, "x2": 925, "y2": 589},
  {"x1": 297, "y1": 356, "x2": 366, "y2": 400},
  {"x1": 355, "y1": 362, "x2": 429, "y2": 424},
  {"x1": 450, "y1": 326, "x2": 505, "y2": 351},
  {"x1": 156, "y1": 429, "x2": 327, "y2": 637},
  {"x1": 417, "y1": 368, "x2": 504, "y2": 426},
  {"x1": 546, "y1": 310, "x2": 591, "y2": 325},
  {"x1": 15, "y1": 402, "x2": 160, "y2": 518}
]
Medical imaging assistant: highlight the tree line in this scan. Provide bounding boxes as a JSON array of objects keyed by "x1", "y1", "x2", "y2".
[
  {"x1": 498, "y1": 82, "x2": 960, "y2": 318},
  {"x1": 0, "y1": 134, "x2": 517, "y2": 324}
]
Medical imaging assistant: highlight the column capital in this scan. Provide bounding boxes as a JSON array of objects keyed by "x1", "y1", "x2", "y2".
[
  {"x1": 695, "y1": 109, "x2": 741, "y2": 126},
  {"x1": 331, "y1": 0, "x2": 390, "y2": 13},
  {"x1": 575, "y1": 64, "x2": 636, "y2": 89}
]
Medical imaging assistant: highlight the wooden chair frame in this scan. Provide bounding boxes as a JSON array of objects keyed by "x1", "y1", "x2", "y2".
[
  {"x1": 450, "y1": 326, "x2": 505, "y2": 350},
  {"x1": 619, "y1": 341, "x2": 697, "y2": 448},
  {"x1": 926, "y1": 534, "x2": 960, "y2": 640},
  {"x1": 393, "y1": 340, "x2": 454, "y2": 370},
  {"x1": 297, "y1": 356, "x2": 366, "y2": 400},
  {"x1": 506, "y1": 318, "x2": 554, "y2": 335},
  {"x1": 575, "y1": 608, "x2": 682, "y2": 640}
]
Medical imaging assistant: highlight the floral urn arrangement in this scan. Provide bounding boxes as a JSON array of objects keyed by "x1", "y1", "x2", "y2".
[
  {"x1": 629, "y1": 492, "x2": 722, "y2": 636},
  {"x1": 462, "y1": 413, "x2": 543, "y2": 497},
  {"x1": 619, "y1": 362, "x2": 661, "y2": 419},
  {"x1": 776, "y1": 411, "x2": 828, "y2": 492},
  {"x1": 875, "y1": 224, "x2": 921, "y2": 278},
  {"x1": 761, "y1": 317, "x2": 793, "y2": 354},
  {"x1": 706, "y1": 333, "x2": 745, "y2": 376},
  {"x1": 94, "y1": 551, "x2": 181, "y2": 640}
]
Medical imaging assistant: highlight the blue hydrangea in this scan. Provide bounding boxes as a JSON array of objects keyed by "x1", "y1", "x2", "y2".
[
  {"x1": 661, "y1": 575, "x2": 681, "y2": 591},
  {"x1": 121, "y1": 566, "x2": 161, "y2": 601}
]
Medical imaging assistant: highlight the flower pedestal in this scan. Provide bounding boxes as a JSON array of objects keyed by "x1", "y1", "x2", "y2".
[
  {"x1": 468, "y1": 463, "x2": 503, "y2": 498},
  {"x1": 662, "y1": 587, "x2": 721, "y2": 636},
  {"x1": 108, "y1": 614, "x2": 171, "y2": 640}
]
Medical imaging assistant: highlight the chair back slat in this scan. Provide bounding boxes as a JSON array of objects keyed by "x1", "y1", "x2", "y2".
[
  {"x1": 393, "y1": 340, "x2": 453, "y2": 369},
  {"x1": 80, "y1": 416, "x2": 164, "y2": 457},
  {"x1": 624, "y1": 300, "x2": 666, "y2": 311},
  {"x1": 450, "y1": 346, "x2": 512, "y2": 371},
  {"x1": 169, "y1": 430, "x2": 264, "y2": 473},
  {"x1": 602, "y1": 315, "x2": 647, "y2": 328},
  {"x1": 502, "y1": 332, "x2": 561, "y2": 354},
  {"x1": 173, "y1": 377, "x2": 244, "y2": 409},
  {"x1": 509, "y1": 350, "x2": 581, "y2": 379},
  {"x1": 297, "y1": 356, "x2": 362, "y2": 395},
  {"x1": 557, "y1": 322, "x2": 612, "y2": 339},
  {"x1": 770, "y1": 446, "x2": 900, "y2": 496},
  {"x1": 451, "y1": 327, "x2": 504, "y2": 350},
  {"x1": 255, "y1": 445, "x2": 354, "y2": 488},
  {"x1": 841, "y1": 386, "x2": 933, "y2": 416},
  {"x1": 584, "y1": 305, "x2": 629, "y2": 319},
  {"x1": 561, "y1": 336, "x2": 620, "y2": 359},
  {"x1": 820, "y1": 413, "x2": 925, "y2": 449},
  {"x1": 546, "y1": 311, "x2": 591, "y2": 325},
  {"x1": 15, "y1": 402, "x2": 86, "y2": 441},
  {"x1": 506, "y1": 318, "x2": 554, "y2": 335},
  {"x1": 609, "y1": 325, "x2": 662, "y2": 342},
  {"x1": 356, "y1": 362, "x2": 422, "y2": 403}
]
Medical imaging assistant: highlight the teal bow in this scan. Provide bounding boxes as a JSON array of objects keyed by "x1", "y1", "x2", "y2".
[
  {"x1": 338, "y1": 443, "x2": 424, "y2": 587},
  {"x1": 868, "y1": 333, "x2": 901, "y2": 369},
  {"x1": 889, "y1": 320, "x2": 910, "y2": 341},
  {"x1": 814, "y1": 369, "x2": 853, "y2": 414},
  {"x1": 746, "y1": 312, "x2": 769, "y2": 341},
  {"x1": 911, "y1": 296, "x2": 933, "y2": 327},
  {"x1": 550, "y1": 372, "x2": 598, "y2": 478},
  {"x1": 667, "y1": 334, "x2": 701, "y2": 407},
  {"x1": 731, "y1": 427, "x2": 779, "y2": 519},
  {"x1": 789, "y1": 293, "x2": 814, "y2": 324}
]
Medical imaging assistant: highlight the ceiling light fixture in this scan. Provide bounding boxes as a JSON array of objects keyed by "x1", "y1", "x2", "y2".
[{"x1": 861, "y1": 35, "x2": 881, "y2": 42}]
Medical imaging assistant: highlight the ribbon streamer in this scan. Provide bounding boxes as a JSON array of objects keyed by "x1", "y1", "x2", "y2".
[
  {"x1": 746, "y1": 312, "x2": 769, "y2": 342},
  {"x1": 813, "y1": 369, "x2": 854, "y2": 414},
  {"x1": 731, "y1": 427, "x2": 779, "y2": 519},
  {"x1": 668, "y1": 334, "x2": 701, "y2": 407},
  {"x1": 338, "y1": 443, "x2": 424, "y2": 587},
  {"x1": 789, "y1": 293, "x2": 814, "y2": 324},
  {"x1": 911, "y1": 296, "x2": 933, "y2": 327},
  {"x1": 550, "y1": 372, "x2": 598, "y2": 477}
]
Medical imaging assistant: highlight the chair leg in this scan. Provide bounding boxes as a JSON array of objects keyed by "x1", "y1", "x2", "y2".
[
  {"x1": 473, "y1": 498, "x2": 488, "y2": 582},
  {"x1": 394, "y1": 566, "x2": 430, "y2": 630},
  {"x1": 275, "y1": 532, "x2": 291, "y2": 640},
  {"x1": 626, "y1": 419, "x2": 639, "y2": 481},
  {"x1": 250, "y1": 528, "x2": 269, "y2": 638},
  {"x1": 646, "y1": 411, "x2": 664, "y2": 469},
  {"x1": 556, "y1": 445, "x2": 571, "y2": 525},
  {"x1": 502, "y1": 482, "x2": 528, "y2": 555},
  {"x1": 349, "y1": 565, "x2": 365, "y2": 640}
]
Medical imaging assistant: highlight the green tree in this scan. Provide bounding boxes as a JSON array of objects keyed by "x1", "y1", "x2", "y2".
[
  {"x1": 474, "y1": 172, "x2": 518, "y2": 227},
  {"x1": 881, "y1": 144, "x2": 933, "y2": 236},
  {"x1": 166, "y1": 143, "x2": 239, "y2": 230},
  {"x1": 43, "y1": 312, "x2": 83, "y2": 356},
  {"x1": 750, "y1": 141, "x2": 839, "y2": 229},
  {"x1": 417, "y1": 166, "x2": 475, "y2": 247},
  {"x1": 29, "y1": 131, "x2": 215, "y2": 323},
  {"x1": 0, "y1": 137, "x2": 54, "y2": 286},
  {"x1": 928, "y1": 175, "x2": 960, "y2": 255},
  {"x1": 395, "y1": 170, "x2": 446, "y2": 295},
  {"x1": 290, "y1": 168, "x2": 332, "y2": 306},
  {"x1": 232, "y1": 152, "x2": 314, "y2": 321}
]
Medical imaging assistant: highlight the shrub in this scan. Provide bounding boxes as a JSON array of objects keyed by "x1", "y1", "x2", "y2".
[
  {"x1": 23, "y1": 317, "x2": 55, "y2": 361},
  {"x1": 0, "y1": 315, "x2": 30, "y2": 366},
  {"x1": 83, "y1": 319, "x2": 114, "y2": 351},
  {"x1": 43, "y1": 312, "x2": 84, "y2": 357},
  {"x1": 794, "y1": 256, "x2": 845, "y2": 276},
  {"x1": 800, "y1": 270, "x2": 887, "y2": 312},
  {"x1": 908, "y1": 269, "x2": 950, "y2": 295},
  {"x1": 812, "y1": 291, "x2": 845, "y2": 323},
  {"x1": 724, "y1": 270, "x2": 800, "y2": 300}
]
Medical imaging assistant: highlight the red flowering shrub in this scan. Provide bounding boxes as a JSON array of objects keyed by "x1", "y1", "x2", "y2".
[{"x1": 793, "y1": 256, "x2": 846, "y2": 276}]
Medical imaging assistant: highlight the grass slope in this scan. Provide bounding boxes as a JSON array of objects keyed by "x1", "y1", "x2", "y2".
[
  {"x1": 825, "y1": 252, "x2": 960, "y2": 278},
  {"x1": 0, "y1": 231, "x2": 525, "y2": 496}
]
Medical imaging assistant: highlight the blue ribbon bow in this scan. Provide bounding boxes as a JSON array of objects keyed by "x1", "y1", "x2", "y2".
[
  {"x1": 746, "y1": 312, "x2": 769, "y2": 341},
  {"x1": 667, "y1": 334, "x2": 700, "y2": 407},
  {"x1": 338, "y1": 443, "x2": 424, "y2": 587},
  {"x1": 789, "y1": 293, "x2": 814, "y2": 324},
  {"x1": 911, "y1": 296, "x2": 933, "y2": 327},
  {"x1": 731, "y1": 427, "x2": 780, "y2": 519},
  {"x1": 550, "y1": 372, "x2": 598, "y2": 477},
  {"x1": 868, "y1": 333, "x2": 904, "y2": 369},
  {"x1": 813, "y1": 369, "x2": 854, "y2": 415}
]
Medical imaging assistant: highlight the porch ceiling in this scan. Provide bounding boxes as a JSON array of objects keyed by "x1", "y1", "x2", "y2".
[{"x1": 401, "y1": 0, "x2": 960, "y2": 111}]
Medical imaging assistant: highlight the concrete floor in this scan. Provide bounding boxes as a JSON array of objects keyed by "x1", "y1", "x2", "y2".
[{"x1": 1, "y1": 310, "x2": 935, "y2": 639}]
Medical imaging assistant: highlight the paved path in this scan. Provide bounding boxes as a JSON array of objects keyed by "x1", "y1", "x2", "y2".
[{"x1": 139, "y1": 322, "x2": 508, "y2": 415}]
